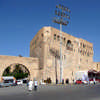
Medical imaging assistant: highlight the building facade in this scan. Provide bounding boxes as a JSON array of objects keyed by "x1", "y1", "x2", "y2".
[
  {"x1": 30, "y1": 26, "x2": 99, "y2": 83},
  {"x1": 0, "y1": 26, "x2": 99, "y2": 83}
]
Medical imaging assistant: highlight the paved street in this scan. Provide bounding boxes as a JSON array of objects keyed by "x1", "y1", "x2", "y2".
[{"x1": 0, "y1": 84, "x2": 100, "y2": 100}]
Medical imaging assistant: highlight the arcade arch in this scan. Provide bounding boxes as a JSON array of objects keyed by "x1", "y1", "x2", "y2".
[
  {"x1": 3, "y1": 63, "x2": 30, "y2": 80},
  {"x1": 0, "y1": 56, "x2": 39, "y2": 82}
]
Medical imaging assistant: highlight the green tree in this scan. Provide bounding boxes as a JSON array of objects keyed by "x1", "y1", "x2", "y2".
[{"x1": 3, "y1": 64, "x2": 29, "y2": 79}]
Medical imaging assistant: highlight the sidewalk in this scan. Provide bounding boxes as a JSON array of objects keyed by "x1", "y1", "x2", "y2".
[{"x1": 39, "y1": 82, "x2": 100, "y2": 88}]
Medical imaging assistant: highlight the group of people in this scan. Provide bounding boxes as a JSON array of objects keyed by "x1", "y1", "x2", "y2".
[{"x1": 28, "y1": 80, "x2": 38, "y2": 91}]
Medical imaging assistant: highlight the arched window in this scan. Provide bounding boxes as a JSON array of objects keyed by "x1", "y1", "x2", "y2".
[
  {"x1": 63, "y1": 38, "x2": 66, "y2": 45},
  {"x1": 67, "y1": 40, "x2": 71, "y2": 46},
  {"x1": 83, "y1": 44, "x2": 86, "y2": 48},
  {"x1": 54, "y1": 34, "x2": 56, "y2": 40},
  {"x1": 41, "y1": 33, "x2": 44, "y2": 37},
  {"x1": 66, "y1": 40, "x2": 73, "y2": 51},
  {"x1": 57, "y1": 35, "x2": 60, "y2": 41},
  {"x1": 64, "y1": 38, "x2": 66, "y2": 41}
]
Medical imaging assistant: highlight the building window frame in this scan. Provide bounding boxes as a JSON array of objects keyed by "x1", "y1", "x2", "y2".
[
  {"x1": 54, "y1": 34, "x2": 56, "y2": 40},
  {"x1": 57, "y1": 35, "x2": 60, "y2": 41}
]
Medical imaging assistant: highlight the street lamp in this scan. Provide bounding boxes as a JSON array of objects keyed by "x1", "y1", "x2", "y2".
[
  {"x1": 78, "y1": 40, "x2": 80, "y2": 70},
  {"x1": 53, "y1": 4, "x2": 71, "y2": 83}
]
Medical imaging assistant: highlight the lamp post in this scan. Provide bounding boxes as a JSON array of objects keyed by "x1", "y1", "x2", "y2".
[
  {"x1": 53, "y1": 4, "x2": 71, "y2": 83},
  {"x1": 78, "y1": 40, "x2": 80, "y2": 70}
]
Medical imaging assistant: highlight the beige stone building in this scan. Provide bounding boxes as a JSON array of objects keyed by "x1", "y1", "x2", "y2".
[
  {"x1": 0, "y1": 26, "x2": 100, "y2": 83},
  {"x1": 30, "y1": 26, "x2": 100, "y2": 83}
]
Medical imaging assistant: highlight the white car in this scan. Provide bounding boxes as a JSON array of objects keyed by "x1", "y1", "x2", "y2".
[
  {"x1": 41, "y1": 82, "x2": 46, "y2": 85},
  {"x1": 17, "y1": 80, "x2": 23, "y2": 85},
  {"x1": 40, "y1": 80, "x2": 46, "y2": 85},
  {"x1": 89, "y1": 80, "x2": 98, "y2": 84},
  {"x1": 82, "y1": 81, "x2": 88, "y2": 84}
]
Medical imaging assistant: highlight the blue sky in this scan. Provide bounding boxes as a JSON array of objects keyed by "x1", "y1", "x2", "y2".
[{"x1": 0, "y1": 0, "x2": 100, "y2": 62}]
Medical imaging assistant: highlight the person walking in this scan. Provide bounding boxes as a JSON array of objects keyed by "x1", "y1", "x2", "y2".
[
  {"x1": 28, "y1": 80, "x2": 33, "y2": 91},
  {"x1": 34, "y1": 80, "x2": 38, "y2": 91},
  {"x1": 93, "y1": 77, "x2": 96, "y2": 84}
]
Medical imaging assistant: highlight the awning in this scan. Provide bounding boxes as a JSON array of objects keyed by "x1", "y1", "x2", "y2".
[{"x1": 88, "y1": 70, "x2": 98, "y2": 74}]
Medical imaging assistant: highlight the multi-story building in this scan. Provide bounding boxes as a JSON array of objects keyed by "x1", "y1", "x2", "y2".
[{"x1": 30, "y1": 26, "x2": 98, "y2": 83}]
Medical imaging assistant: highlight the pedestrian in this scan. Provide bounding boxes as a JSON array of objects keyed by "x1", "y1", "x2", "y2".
[
  {"x1": 66, "y1": 78, "x2": 69, "y2": 84},
  {"x1": 34, "y1": 80, "x2": 38, "y2": 91},
  {"x1": 73, "y1": 79, "x2": 74, "y2": 84},
  {"x1": 62, "y1": 79, "x2": 64, "y2": 84},
  {"x1": 56, "y1": 79, "x2": 58, "y2": 84},
  {"x1": 27, "y1": 81, "x2": 29, "y2": 87},
  {"x1": 93, "y1": 77, "x2": 95, "y2": 84},
  {"x1": 28, "y1": 80, "x2": 33, "y2": 91}
]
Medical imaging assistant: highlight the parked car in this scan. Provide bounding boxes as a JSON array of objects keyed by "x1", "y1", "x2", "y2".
[
  {"x1": 17, "y1": 80, "x2": 23, "y2": 85},
  {"x1": 40, "y1": 80, "x2": 46, "y2": 85},
  {"x1": 0, "y1": 82, "x2": 16, "y2": 88},
  {"x1": 0, "y1": 83, "x2": 9, "y2": 87},
  {"x1": 2, "y1": 76, "x2": 16, "y2": 83},
  {"x1": 22, "y1": 78, "x2": 29, "y2": 84},
  {"x1": 89, "y1": 78, "x2": 99, "y2": 84},
  {"x1": 75, "y1": 79, "x2": 83, "y2": 84},
  {"x1": 82, "y1": 80, "x2": 89, "y2": 84}
]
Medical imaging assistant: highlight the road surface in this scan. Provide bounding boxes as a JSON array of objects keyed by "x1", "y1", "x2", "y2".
[{"x1": 0, "y1": 84, "x2": 100, "y2": 100}]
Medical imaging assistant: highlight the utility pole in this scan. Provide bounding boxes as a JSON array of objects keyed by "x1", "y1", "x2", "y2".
[{"x1": 53, "y1": 4, "x2": 71, "y2": 83}]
